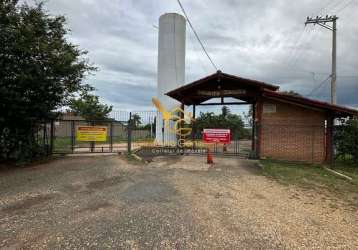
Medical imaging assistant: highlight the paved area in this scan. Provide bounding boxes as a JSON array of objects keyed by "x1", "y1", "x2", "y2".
[{"x1": 0, "y1": 155, "x2": 357, "y2": 249}]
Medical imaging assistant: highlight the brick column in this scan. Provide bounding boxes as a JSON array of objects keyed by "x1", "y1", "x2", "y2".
[
  {"x1": 325, "y1": 115, "x2": 334, "y2": 163},
  {"x1": 255, "y1": 99, "x2": 263, "y2": 158}
]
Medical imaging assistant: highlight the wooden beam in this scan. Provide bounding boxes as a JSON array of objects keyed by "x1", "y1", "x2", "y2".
[
  {"x1": 251, "y1": 103, "x2": 256, "y2": 152},
  {"x1": 265, "y1": 96, "x2": 325, "y2": 113},
  {"x1": 196, "y1": 102, "x2": 250, "y2": 106},
  {"x1": 192, "y1": 104, "x2": 196, "y2": 144}
]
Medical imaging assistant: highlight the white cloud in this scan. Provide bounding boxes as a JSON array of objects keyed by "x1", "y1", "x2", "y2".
[{"x1": 39, "y1": 0, "x2": 358, "y2": 109}]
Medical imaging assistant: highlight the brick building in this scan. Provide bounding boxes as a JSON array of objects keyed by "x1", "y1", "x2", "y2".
[{"x1": 166, "y1": 71, "x2": 358, "y2": 163}]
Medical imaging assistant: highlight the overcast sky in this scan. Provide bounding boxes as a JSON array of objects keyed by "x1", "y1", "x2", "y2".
[{"x1": 41, "y1": 0, "x2": 358, "y2": 111}]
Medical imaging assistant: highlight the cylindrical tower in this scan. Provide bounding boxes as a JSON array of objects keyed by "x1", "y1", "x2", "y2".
[{"x1": 156, "y1": 13, "x2": 186, "y2": 145}]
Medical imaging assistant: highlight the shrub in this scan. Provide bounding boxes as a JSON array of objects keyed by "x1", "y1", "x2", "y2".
[{"x1": 334, "y1": 119, "x2": 358, "y2": 163}]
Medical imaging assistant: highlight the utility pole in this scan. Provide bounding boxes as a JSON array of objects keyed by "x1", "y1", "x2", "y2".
[{"x1": 305, "y1": 15, "x2": 338, "y2": 104}]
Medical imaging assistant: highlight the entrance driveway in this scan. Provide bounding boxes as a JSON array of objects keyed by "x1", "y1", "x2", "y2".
[{"x1": 0, "y1": 155, "x2": 357, "y2": 249}]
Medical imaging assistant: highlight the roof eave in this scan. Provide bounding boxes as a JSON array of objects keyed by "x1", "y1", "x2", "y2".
[
  {"x1": 165, "y1": 71, "x2": 280, "y2": 101},
  {"x1": 263, "y1": 90, "x2": 358, "y2": 117}
]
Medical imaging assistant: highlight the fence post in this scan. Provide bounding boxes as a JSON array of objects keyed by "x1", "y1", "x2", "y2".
[
  {"x1": 251, "y1": 103, "x2": 256, "y2": 153},
  {"x1": 150, "y1": 116, "x2": 153, "y2": 139},
  {"x1": 255, "y1": 122, "x2": 261, "y2": 159},
  {"x1": 162, "y1": 119, "x2": 165, "y2": 146},
  {"x1": 326, "y1": 116, "x2": 334, "y2": 167},
  {"x1": 311, "y1": 127, "x2": 315, "y2": 163},
  {"x1": 110, "y1": 122, "x2": 113, "y2": 152},
  {"x1": 127, "y1": 112, "x2": 132, "y2": 154},
  {"x1": 255, "y1": 100, "x2": 263, "y2": 159},
  {"x1": 50, "y1": 120, "x2": 54, "y2": 155},
  {"x1": 71, "y1": 120, "x2": 75, "y2": 153},
  {"x1": 331, "y1": 124, "x2": 335, "y2": 168},
  {"x1": 90, "y1": 121, "x2": 95, "y2": 153},
  {"x1": 42, "y1": 121, "x2": 46, "y2": 154}
]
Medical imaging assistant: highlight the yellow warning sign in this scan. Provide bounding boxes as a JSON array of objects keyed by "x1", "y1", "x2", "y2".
[{"x1": 76, "y1": 126, "x2": 107, "y2": 142}]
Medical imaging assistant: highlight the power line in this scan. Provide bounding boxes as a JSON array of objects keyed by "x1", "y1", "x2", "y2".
[
  {"x1": 286, "y1": 25, "x2": 319, "y2": 73},
  {"x1": 286, "y1": 26, "x2": 307, "y2": 65},
  {"x1": 187, "y1": 27, "x2": 211, "y2": 75},
  {"x1": 316, "y1": 0, "x2": 336, "y2": 15},
  {"x1": 176, "y1": 0, "x2": 218, "y2": 71},
  {"x1": 316, "y1": 0, "x2": 349, "y2": 15},
  {"x1": 335, "y1": 0, "x2": 355, "y2": 13},
  {"x1": 289, "y1": 26, "x2": 317, "y2": 68},
  {"x1": 318, "y1": 0, "x2": 342, "y2": 14},
  {"x1": 305, "y1": 15, "x2": 338, "y2": 104},
  {"x1": 307, "y1": 75, "x2": 331, "y2": 97},
  {"x1": 337, "y1": 75, "x2": 358, "y2": 77}
]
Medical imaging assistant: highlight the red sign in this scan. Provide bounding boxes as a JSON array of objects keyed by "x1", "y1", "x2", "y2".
[{"x1": 203, "y1": 129, "x2": 231, "y2": 144}]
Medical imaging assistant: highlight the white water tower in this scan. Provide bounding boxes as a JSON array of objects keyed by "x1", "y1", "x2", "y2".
[{"x1": 156, "y1": 13, "x2": 186, "y2": 145}]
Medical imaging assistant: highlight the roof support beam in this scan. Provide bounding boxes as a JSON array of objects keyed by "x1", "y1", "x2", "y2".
[{"x1": 195, "y1": 102, "x2": 250, "y2": 106}]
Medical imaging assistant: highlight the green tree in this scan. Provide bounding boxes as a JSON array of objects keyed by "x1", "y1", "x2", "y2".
[
  {"x1": 221, "y1": 106, "x2": 230, "y2": 118},
  {"x1": 194, "y1": 107, "x2": 249, "y2": 139},
  {"x1": 335, "y1": 119, "x2": 358, "y2": 163},
  {"x1": 69, "y1": 92, "x2": 113, "y2": 121},
  {"x1": 243, "y1": 105, "x2": 253, "y2": 127},
  {"x1": 0, "y1": 1, "x2": 95, "y2": 163},
  {"x1": 129, "y1": 114, "x2": 142, "y2": 129}
]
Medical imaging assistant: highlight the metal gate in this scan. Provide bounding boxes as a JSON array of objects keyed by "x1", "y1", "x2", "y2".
[
  {"x1": 52, "y1": 119, "x2": 129, "y2": 154},
  {"x1": 50, "y1": 112, "x2": 251, "y2": 158},
  {"x1": 189, "y1": 130, "x2": 252, "y2": 157},
  {"x1": 51, "y1": 111, "x2": 157, "y2": 154}
]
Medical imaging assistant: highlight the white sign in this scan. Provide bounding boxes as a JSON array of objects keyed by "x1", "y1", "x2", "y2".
[{"x1": 197, "y1": 89, "x2": 246, "y2": 97}]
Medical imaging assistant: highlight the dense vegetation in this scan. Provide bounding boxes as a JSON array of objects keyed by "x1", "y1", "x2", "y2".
[
  {"x1": 0, "y1": 1, "x2": 94, "y2": 163},
  {"x1": 194, "y1": 106, "x2": 250, "y2": 139},
  {"x1": 69, "y1": 92, "x2": 113, "y2": 121},
  {"x1": 335, "y1": 119, "x2": 358, "y2": 163}
]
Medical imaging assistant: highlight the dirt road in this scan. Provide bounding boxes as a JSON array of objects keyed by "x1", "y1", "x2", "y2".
[{"x1": 0, "y1": 155, "x2": 357, "y2": 249}]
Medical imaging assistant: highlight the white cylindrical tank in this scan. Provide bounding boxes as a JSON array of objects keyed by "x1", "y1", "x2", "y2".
[{"x1": 156, "y1": 13, "x2": 186, "y2": 145}]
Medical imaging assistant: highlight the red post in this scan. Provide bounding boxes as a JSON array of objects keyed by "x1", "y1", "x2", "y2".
[{"x1": 207, "y1": 147, "x2": 213, "y2": 164}]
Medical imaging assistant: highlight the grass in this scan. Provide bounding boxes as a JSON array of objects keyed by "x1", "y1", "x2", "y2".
[
  {"x1": 332, "y1": 160, "x2": 358, "y2": 179},
  {"x1": 260, "y1": 159, "x2": 358, "y2": 207}
]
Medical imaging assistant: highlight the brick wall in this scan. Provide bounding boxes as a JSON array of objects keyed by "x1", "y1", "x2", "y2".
[{"x1": 260, "y1": 99, "x2": 327, "y2": 162}]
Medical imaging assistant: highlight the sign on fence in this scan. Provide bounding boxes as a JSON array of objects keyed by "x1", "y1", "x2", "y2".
[
  {"x1": 76, "y1": 126, "x2": 107, "y2": 142},
  {"x1": 203, "y1": 129, "x2": 231, "y2": 144}
]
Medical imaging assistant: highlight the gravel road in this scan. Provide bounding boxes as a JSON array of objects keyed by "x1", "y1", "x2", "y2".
[{"x1": 0, "y1": 155, "x2": 357, "y2": 249}]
